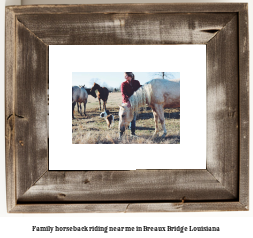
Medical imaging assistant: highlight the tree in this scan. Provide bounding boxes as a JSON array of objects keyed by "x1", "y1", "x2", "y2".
[
  {"x1": 108, "y1": 86, "x2": 114, "y2": 92},
  {"x1": 151, "y1": 72, "x2": 174, "y2": 79},
  {"x1": 118, "y1": 84, "x2": 122, "y2": 92},
  {"x1": 89, "y1": 78, "x2": 101, "y2": 87},
  {"x1": 101, "y1": 82, "x2": 109, "y2": 88}
]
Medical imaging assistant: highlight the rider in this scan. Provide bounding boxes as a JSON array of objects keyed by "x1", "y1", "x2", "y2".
[{"x1": 119, "y1": 72, "x2": 141, "y2": 138}]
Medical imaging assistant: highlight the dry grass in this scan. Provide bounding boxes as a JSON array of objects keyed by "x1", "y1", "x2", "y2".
[{"x1": 72, "y1": 92, "x2": 180, "y2": 144}]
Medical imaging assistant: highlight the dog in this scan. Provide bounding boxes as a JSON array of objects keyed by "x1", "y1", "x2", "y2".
[
  {"x1": 100, "y1": 110, "x2": 114, "y2": 128},
  {"x1": 100, "y1": 110, "x2": 109, "y2": 118}
]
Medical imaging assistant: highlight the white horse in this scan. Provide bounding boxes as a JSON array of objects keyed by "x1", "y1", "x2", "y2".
[{"x1": 118, "y1": 78, "x2": 180, "y2": 137}]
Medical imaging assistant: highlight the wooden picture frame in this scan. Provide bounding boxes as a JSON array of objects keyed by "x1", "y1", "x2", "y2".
[{"x1": 5, "y1": 3, "x2": 249, "y2": 213}]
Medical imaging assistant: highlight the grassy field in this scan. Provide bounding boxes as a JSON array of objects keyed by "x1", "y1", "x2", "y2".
[{"x1": 72, "y1": 92, "x2": 180, "y2": 144}]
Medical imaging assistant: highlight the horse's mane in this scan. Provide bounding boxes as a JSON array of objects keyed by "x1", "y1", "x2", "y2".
[
  {"x1": 93, "y1": 83, "x2": 109, "y2": 92},
  {"x1": 129, "y1": 82, "x2": 152, "y2": 113},
  {"x1": 90, "y1": 83, "x2": 99, "y2": 90}
]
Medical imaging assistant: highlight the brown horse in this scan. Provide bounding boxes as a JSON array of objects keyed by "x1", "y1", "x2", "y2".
[{"x1": 90, "y1": 83, "x2": 109, "y2": 111}]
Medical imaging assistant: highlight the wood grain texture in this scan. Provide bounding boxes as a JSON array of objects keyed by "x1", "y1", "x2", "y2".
[
  {"x1": 5, "y1": 7, "x2": 17, "y2": 212},
  {"x1": 18, "y1": 170, "x2": 236, "y2": 203},
  {"x1": 16, "y1": 13, "x2": 235, "y2": 45},
  {"x1": 10, "y1": 202, "x2": 247, "y2": 213},
  {"x1": 206, "y1": 16, "x2": 239, "y2": 198},
  {"x1": 238, "y1": 4, "x2": 249, "y2": 208},
  {"x1": 15, "y1": 20, "x2": 48, "y2": 200},
  {"x1": 5, "y1": 3, "x2": 249, "y2": 213},
  {"x1": 7, "y1": 3, "x2": 246, "y2": 15},
  {"x1": 125, "y1": 202, "x2": 248, "y2": 213}
]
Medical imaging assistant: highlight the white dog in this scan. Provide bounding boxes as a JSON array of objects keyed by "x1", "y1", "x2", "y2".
[{"x1": 100, "y1": 110, "x2": 114, "y2": 128}]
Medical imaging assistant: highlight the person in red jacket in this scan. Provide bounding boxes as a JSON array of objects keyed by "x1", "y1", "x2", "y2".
[{"x1": 119, "y1": 72, "x2": 141, "y2": 138}]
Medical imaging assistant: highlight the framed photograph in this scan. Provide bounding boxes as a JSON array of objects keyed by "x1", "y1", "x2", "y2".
[{"x1": 5, "y1": 3, "x2": 249, "y2": 212}]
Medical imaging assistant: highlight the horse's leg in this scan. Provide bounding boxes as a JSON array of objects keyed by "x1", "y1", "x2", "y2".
[
  {"x1": 99, "y1": 99, "x2": 101, "y2": 111},
  {"x1": 84, "y1": 101, "x2": 87, "y2": 116},
  {"x1": 79, "y1": 103, "x2": 82, "y2": 116},
  {"x1": 72, "y1": 101, "x2": 76, "y2": 119},
  {"x1": 104, "y1": 100, "x2": 106, "y2": 111},
  {"x1": 154, "y1": 104, "x2": 167, "y2": 137},
  {"x1": 105, "y1": 94, "x2": 109, "y2": 111},
  {"x1": 152, "y1": 109, "x2": 159, "y2": 136}
]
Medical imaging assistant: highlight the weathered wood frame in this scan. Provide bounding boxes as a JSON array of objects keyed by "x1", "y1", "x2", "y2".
[{"x1": 5, "y1": 4, "x2": 249, "y2": 213}]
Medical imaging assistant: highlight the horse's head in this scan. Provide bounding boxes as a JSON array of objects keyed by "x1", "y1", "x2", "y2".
[
  {"x1": 90, "y1": 83, "x2": 98, "y2": 95},
  {"x1": 90, "y1": 89, "x2": 97, "y2": 98},
  {"x1": 118, "y1": 104, "x2": 134, "y2": 133}
]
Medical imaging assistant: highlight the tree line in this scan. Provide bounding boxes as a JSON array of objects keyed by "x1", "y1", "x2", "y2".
[{"x1": 88, "y1": 72, "x2": 176, "y2": 92}]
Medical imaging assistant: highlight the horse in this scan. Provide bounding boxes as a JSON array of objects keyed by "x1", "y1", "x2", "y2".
[
  {"x1": 118, "y1": 78, "x2": 180, "y2": 137},
  {"x1": 76, "y1": 86, "x2": 97, "y2": 114},
  {"x1": 72, "y1": 86, "x2": 88, "y2": 119},
  {"x1": 86, "y1": 88, "x2": 97, "y2": 98},
  {"x1": 90, "y1": 83, "x2": 109, "y2": 111}
]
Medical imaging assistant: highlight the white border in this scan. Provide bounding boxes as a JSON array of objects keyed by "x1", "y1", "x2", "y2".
[{"x1": 49, "y1": 45, "x2": 206, "y2": 170}]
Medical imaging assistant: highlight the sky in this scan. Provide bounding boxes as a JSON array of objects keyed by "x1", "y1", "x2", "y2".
[{"x1": 72, "y1": 72, "x2": 180, "y2": 89}]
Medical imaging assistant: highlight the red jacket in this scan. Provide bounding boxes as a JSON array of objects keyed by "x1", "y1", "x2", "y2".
[{"x1": 121, "y1": 79, "x2": 141, "y2": 103}]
